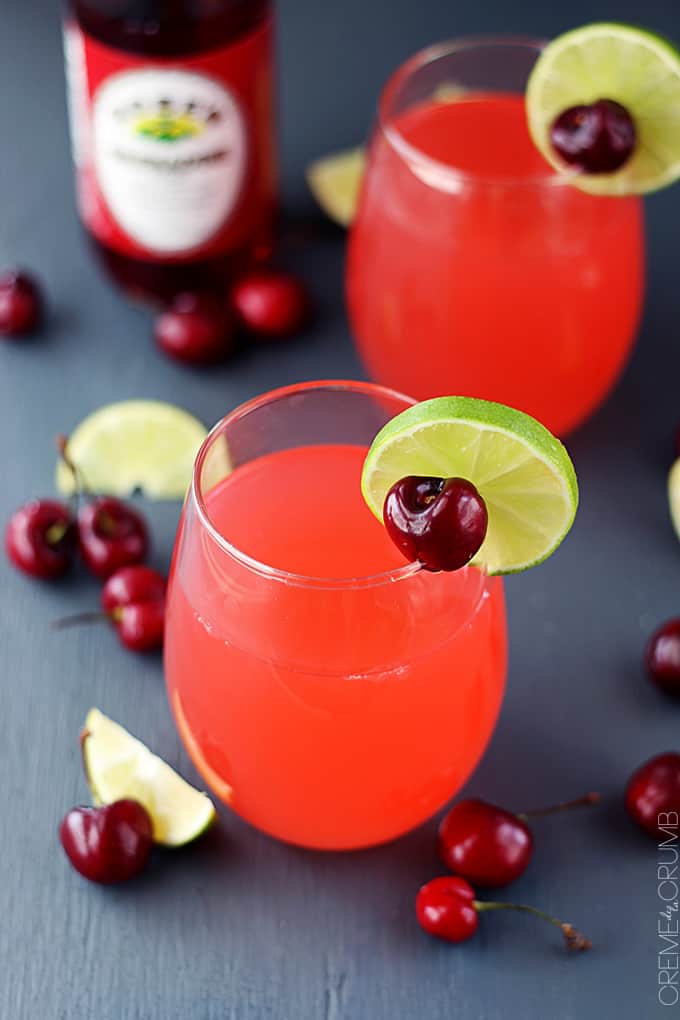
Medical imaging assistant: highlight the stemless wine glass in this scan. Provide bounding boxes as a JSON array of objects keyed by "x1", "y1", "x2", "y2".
[
  {"x1": 346, "y1": 38, "x2": 645, "y2": 436},
  {"x1": 164, "y1": 380, "x2": 507, "y2": 850}
]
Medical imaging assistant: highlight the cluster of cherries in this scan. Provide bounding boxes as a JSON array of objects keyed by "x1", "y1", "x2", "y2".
[
  {"x1": 0, "y1": 266, "x2": 310, "y2": 366},
  {"x1": 5, "y1": 445, "x2": 165, "y2": 653},
  {"x1": 417, "y1": 793, "x2": 597, "y2": 950},
  {"x1": 418, "y1": 750, "x2": 680, "y2": 950},
  {"x1": 154, "y1": 271, "x2": 310, "y2": 365}
]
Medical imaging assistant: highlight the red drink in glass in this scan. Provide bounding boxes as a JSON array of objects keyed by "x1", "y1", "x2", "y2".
[
  {"x1": 164, "y1": 381, "x2": 507, "y2": 850},
  {"x1": 347, "y1": 40, "x2": 644, "y2": 436}
]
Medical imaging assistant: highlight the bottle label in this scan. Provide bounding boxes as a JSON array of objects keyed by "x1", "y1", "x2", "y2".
[{"x1": 64, "y1": 17, "x2": 275, "y2": 262}]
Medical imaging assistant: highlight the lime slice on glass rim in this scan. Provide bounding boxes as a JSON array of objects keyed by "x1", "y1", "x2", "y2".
[
  {"x1": 82, "y1": 708, "x2": 216, "y2": 847},
  {"x1": 526, "y1": 22, "x2": 680, "y2": 195},
  {"x1": 361, "y1": 396, "x2": 578, "y2": 576},
  {"x1": 56, "y1": 400, "x2": 207, "y2": 500}
]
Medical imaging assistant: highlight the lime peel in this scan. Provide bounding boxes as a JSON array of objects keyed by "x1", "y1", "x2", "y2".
[
  {"x1": 526, "y1": 22, "x2": 680, "y2": 196},
  {"x1": 82, "y1": 708, "x2": 216, "y2": 847},
  {"x1": 306, "y1": 147, "x2": 365, "y2": 226},
  {"x1": 668, "y1": 459, "x2": 680, "y2": 542},
  {"x1": 56, "y1": 400, "x2": 208, "y2": 501},
  {"x1": 361, "y1": 396, "x2": 578, "y2": 576}
]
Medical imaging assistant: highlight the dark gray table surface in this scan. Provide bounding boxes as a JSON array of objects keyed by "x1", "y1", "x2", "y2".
[{"x1": 2, "y1": 1, "x2": 680, "y2": 1017}]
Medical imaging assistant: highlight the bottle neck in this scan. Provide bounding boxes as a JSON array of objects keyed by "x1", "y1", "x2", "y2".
[{"x1": 71, "y1": 0, "x2": 272, "y2": 57}]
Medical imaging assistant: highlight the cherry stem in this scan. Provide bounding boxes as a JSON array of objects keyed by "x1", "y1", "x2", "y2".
[
  {"x1": 474, "y1": 900, "x2": 592, "y2": 952},
  {"x1": 517, "y1": 792, "x2": 600, "y2": 822},
  {"x1": 51, "y1": 611, "x2": 109, "y2": 630},
  {"x1": 56, "y1": 434, "x2": 90, "y2": 504}
]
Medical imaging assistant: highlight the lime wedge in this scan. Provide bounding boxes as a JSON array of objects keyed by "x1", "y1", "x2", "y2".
[
  {"x1": 668, "y1": 459, "x2": 680, "y2": 541},
  {"x1": 56, "y1": 400, "x2": 207, "y2": 500},
  {"x1": 361, "y1": 396, "x2": 578, "y2": 575},
  {"x1": 82, "y1": 708, "x2": 216, "y2": 846},
  {"x1": 306, "y1": 147, "x2": 365, "y2": 226},
  {"x1": 526, "y1": 23, "x2": 680, "y2": 195}
]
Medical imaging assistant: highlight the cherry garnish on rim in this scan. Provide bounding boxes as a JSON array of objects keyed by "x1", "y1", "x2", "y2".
[
  {"x1": 550, "y1": 99, "x2": 636, "y2": 174},
  {"x1": 384, "y1": 476, "x2": 488, "y2": 572},
  {"x1": 60, "y1": 800, "x2": 153, "y2": 884},
  {"x1": 78, "y1": 497, "x2": 149, "y2": 580},
  {"x1": 0, "y1": 270, "x2": 43, "y2": 336},
  {"x1": 626, "y1": 752, "x2": 680, "y2": 839},
  {"x1": 416, "y1": 876, "x2": 591, "y2": 951},
  {"x1": 646, "y1": 620, "x2": 680, "y2": 698},
  {"x1": 5, "y1": 499, "x2": 76, "y2": 579},
  {"x1": 438, "y1": 792, "x2": 600, "y2": 888}
]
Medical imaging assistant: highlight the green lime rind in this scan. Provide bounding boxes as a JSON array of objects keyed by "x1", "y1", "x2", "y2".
[
  {"x1": 56, "y1": 400, "x2": 208, "y2": 501},
  {"x1": 668, "y1": 458, "x2": 680, "y2": 542},
  {"x1": 82, "y1": 708, "x2": 216, "y2": 847},
  {"x1": 526, "y1": 22, "x2": 680, "y2": 196},
  {"x1": 306, "y1": 147, "x2": 365, "y2": 227},
  {"x1": 361, "y1": 396, "x2": 578, "y2": 576}
]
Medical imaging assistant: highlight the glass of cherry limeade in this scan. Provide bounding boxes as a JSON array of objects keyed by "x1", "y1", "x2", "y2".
[
  {"x1": 64, "y1": 1, "x2": 276, "y2": 304},
  {"x1": 346, "y1": 38, "x2": 644, "y2": 436},
  {"x1": 164, "y1": 381, "x2": 508, "y2": 850}
]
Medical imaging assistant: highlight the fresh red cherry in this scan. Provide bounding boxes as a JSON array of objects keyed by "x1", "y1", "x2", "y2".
[
  {"x1": 646, "y1": 620, "x2": 680, "y2": 698},
  {"x1": 55, "y1": 565, "x2": 166, "y2": 652},
  {"x1": 417, "y1": 876, "x2": 479, "y2": 942},
  {"x1": 78, "y1": 497, "x2": 148, "y2": 579},
  {"x1": 439, "y1": 799, "x2": 532, "y2": 888},
  {"x1": 626, "y1": 752, "x2": 680, "y2": 839},
  {"x1": 59, "y1": 800, "x2": 153, "y2": 884},
  {"x1": 101, "y1": 565, "x2": 166, "y2": 613},
  {"x1": 0, "y1": 270, "x2": 43, "y2": 336},
  {"x1": 103, "y1": 565, "x2": 166, "y2": 651},
  {"x1": 231, "y1": 271, "x2": 310, "y2": 339},
  {"x1": 550, "y1": 99, "x2": 636, "y2": 174},
  {"x1": 155, "y1": 292, "x2": 235, "y2": 364},
  {"x1": 438, "y1": 792, "x2": 599, "y2": 888},
  {"x1": 384, "y1": 476, "x2": 488, "y2": 572},
  {"x1": 115, "y1": 601, "x2": 165, "y2": 652},
  {"x1": 5, "y1": 499, "x2": 76, "y2": 579},
  {"x1": 416, "y1": 876, "x2": 591, "y2": 951}
]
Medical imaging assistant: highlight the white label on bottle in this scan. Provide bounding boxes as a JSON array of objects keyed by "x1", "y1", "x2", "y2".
[{"x1": 93, "y1": 69, "x2": 246, "y2": 255}]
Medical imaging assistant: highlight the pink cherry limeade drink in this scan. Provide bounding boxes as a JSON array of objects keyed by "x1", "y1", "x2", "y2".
[
  {"x1": 347, "y1": 44, "x2": 644, "y2": 437},
  {"x1": 165, "y1": 382, "x2": 507, "y2": 850}
]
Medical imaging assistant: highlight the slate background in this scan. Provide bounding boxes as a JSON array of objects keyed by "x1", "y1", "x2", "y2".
[{"x1": 1, "y1": 1, "x2": 680, "y2": 1017}]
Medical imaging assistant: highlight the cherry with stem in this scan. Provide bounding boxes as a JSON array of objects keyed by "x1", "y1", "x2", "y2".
[
  {"x1": 416, "y1": 875, "x2": 591, "y2": 951},
  {"x1": 438, "y1": 791, "x2": 600, "y2": 888},
  {"x1": 57, "y1": 434, "x2": 149, "y2": 579},
  {"x1": 53, "y1": 564, "x2": 166, "y2": 652}
]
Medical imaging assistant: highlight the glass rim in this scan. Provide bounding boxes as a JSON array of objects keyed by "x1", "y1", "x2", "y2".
[
  {"x1": 377, "y1": 34, "x2": 566, "y2": 189},
  {"x1": 190, "y1": 379, "x2": 489, "y2": 597}
]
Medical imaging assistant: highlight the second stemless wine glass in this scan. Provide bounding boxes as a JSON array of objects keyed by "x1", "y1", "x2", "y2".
[
  {"x1": 346, "y1": 38, "x2": 644, "y2": 436},
  {"x1": 164, "y1": 380, "x2": 507, "y2": 851}
]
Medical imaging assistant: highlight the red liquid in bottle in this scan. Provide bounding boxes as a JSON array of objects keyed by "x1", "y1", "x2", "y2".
[{"x1": 65, "y1": 1, "x2": 277, "y2": 303}]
